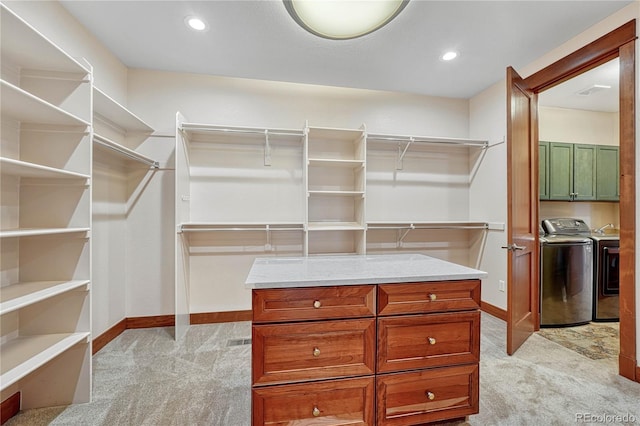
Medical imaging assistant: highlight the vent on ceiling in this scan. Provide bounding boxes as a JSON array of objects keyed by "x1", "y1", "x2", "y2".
[{"x1": 576, "y1": 84, "x2": 611, "y2": 96}]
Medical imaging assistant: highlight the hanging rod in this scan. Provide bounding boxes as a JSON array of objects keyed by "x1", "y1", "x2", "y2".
[
  {"x1": 367, "y1": 223, "x2": 489, "y2": 230},
  {"x1": 93, "y1": 134, "x2": 159, "y2": 168}
]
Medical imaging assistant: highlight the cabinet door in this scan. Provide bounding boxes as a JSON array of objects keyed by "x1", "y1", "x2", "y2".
[
  {"x1": 548, "y1": 142, "x2": 573, "y2": 200},
  {"x1": 539, "y1": 141, "x2": 549, "y2": 200},
  {"x1": 596, "y1": 145, "x2": 619, "y2": 201},
  {"x1": 573, "y1": 144, "x2": 597, "y2": 201}
]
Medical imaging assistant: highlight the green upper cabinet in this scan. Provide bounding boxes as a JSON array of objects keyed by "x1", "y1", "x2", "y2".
[
  {"x1": 548, "y1": 142, "x2": 574, "y2": 200},
  {"x1": 573, "y1": 144, "x2": 597, "y2": 201},
  {"x1": 541, "y1": 141, "x2": 619, "y2": 201},
  {"x1": 539, "y1": 141, "x2": 549, "y2": 200},
  {"x1": 596, "y1": 145, "x2": 619, "y2": 201}
]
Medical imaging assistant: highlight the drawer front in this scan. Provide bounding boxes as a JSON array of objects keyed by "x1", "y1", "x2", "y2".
[
  {"x1": 253, "y1": 318, "x2": 376, "y2": 385},
  {"x1": 252, "y1": 285, "x2": 376, "y2": 323},
  {"x1": 253, "y1": 377, "x2": 375, "y2": 426},
  {"x1": 377, "y1": 311, "x2": 480, "y2": 373},
  {"x1": 376, "y1": 365, "x2": 479, "y2": 426},
  {"x1": 378, "y1": 280, "x2": 480, "y2": 316}
]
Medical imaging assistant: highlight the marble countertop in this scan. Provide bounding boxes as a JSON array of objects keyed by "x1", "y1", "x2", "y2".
[{"x1": 245, "y1": 253, "x2": 487, "y2": 289}]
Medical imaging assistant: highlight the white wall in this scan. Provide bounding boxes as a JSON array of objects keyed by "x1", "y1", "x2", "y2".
[
  {"x1": 539, "y1": 106, "x2": 619, "y2": 145},
  {"x1": 469, "y1": 1, "x2": 640, "y2": 363}
]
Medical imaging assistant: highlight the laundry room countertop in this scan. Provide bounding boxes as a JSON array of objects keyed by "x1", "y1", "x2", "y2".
[{"x1": 245, "y1": 253, "x2": 487, "y2": 289}]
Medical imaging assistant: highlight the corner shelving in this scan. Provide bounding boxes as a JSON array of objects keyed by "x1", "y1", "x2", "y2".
[{"x1": 1, "y1": 2, "x2": 92, "y2": 409}]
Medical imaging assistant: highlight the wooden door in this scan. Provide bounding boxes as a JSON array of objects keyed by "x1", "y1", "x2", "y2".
[
  {"x1": 506, "y1": 67, "x2": 539, "y2": 355},
  {"x1": 573, "y1": 144, "x2": 597, "y2": 201}
]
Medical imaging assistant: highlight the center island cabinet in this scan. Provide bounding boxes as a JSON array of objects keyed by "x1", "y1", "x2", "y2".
[{"x1": 245, "y1": 253, "x2": 487, "y2": 426}]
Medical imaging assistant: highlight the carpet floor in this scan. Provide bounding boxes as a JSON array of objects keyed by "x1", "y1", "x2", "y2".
[{"x1": 5, "y1": 313, "x2": 640, "y2": 425}]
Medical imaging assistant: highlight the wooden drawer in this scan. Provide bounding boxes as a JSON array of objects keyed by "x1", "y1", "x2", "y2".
[
  {"x1": 377, "y1": 311, "x2": 480, "y2": 373},
  {"x1": 253, "y1": 377, "x2": 375, "y2": 426},
  {"x1": 252, "y1": 318, "x2": 376, "y2": 385},
  {"x1": 252, "y1": 285, "x2": 376, "y2": 323},
  {"x1": 376, "y1": 365, "x2": 479, "y2": 426},
  {"x1": 378, "y1": 280, "x2": 480, "y2": 316}
]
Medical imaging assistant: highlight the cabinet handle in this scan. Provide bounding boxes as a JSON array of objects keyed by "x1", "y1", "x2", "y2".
[
  {"x1": 426, "y1": 391, "x2": 435, "y2": 400},
  {"x1": 428, "y1": 293, "x2": 437, "y2": 301},
  {"x1": 313, "y1": 300, "x2": 321, "y2": 308},
  {"x1": 312, "y1": 347, "x2": 321, "y2": 357},
  {"x1": 312, "y1": 406, "x2": 320, "y2": 417},
  {"x1": 427, "y1": 337, "x2": 436, "y2": 345}
]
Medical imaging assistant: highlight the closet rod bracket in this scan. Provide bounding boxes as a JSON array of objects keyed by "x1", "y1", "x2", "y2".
[
  {"x1": 264, "y1": 130, "x2": 271, "y2": 166},
  {"x1": 397, "y1": 137, "x2": 414, "y2": 170}
]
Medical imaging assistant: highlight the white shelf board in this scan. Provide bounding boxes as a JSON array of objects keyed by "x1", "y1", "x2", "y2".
[
  {"x1": 0, "y1": 280, "x2": 90, "y2": 315},
  {"x1": 93, "y1": 87, "x2": 153, "y2": 133},
  {"x1": 308, "y1": 158, "x2": 365, "y2": 168},
  {"x1": 181, "y1": 122, "x2": 303, "y2": 141},
  {"x1": 0, "y1": 157, "x2": 90, "y2": 179},
  {"x1": 180, "y1": 222, "x2": 304, "y2": 232},
  {"x1": 93, "y1": 134, "x2": 158, "y2": 168},
  {"x1": 0, "y1": 227, "x2": 90, "y2": 238},
  {"x1": 307, "y1": 126, "x2": 364, "y2": 141},
  {"x1": 1, "y1": 80, "x2": 90, "y2": 127},
  {"x1": 307, "y1": 222, "x2": 365, "y2": 231},
  {"x1": 0, "y1": 332, "x2": 90, "y2": 390},
  {"x1": 0, "y1": 4, "x2": 90, "y2": 75},
  {"x1": 367, "y1": 221, "x2": 489, "y2": 230},
  {"x1": 308, "y1": 190, "x2": 365, "y2": 196},
  {"x1": 367, "y1": 132, "x2": 488, "y2": 148}
]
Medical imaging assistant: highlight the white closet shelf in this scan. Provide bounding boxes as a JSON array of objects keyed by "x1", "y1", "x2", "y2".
[
  {"x1": 1, "y1": 80, "x2": 91, "y2": 127},
  {"x1": 0, "y1": 157, "x2": 91, "y2": 180},
  {"x1": 0, "y1": 227, "x2": 90, "y2": 238},
  {"x1": 93, "y1": 134, "x2": 159, "y2": 169},
  {"x1": 181, "y1": 122, "x2": 303, "y2": 139},
  {"x1": 93, "y1": 88, "x2": 154, "y2": 133},
  {"x1": 0, "y1": 4, "x2": 90, "y2": 75},
  {"x1": 179, "y1": 222, "x2": 305, "y2": 233},
  {"x1": 367, "y1": 133, "x2": 488, "y2": 148},
  {"x1": 308, "y1": 158, "x2": 365, "y2": 168},
  {"x1": 0, "y1": 332, "x2": 90, "y2": 390},
  {"x1": 0, "y1": 280, "x2": 90, "y2": 315},
  {"x1": 308, "y1": 222, "x2": 365, "y2": 231},
  {"x1": 367, "y1": 221, "x2": 489, "y2": 230},
  {"x1": 308, "y1": 190, "x2": 365, "y2": 196},
  {"x1": 307, "y1": 126, "x2": 364, "y2": 141}
]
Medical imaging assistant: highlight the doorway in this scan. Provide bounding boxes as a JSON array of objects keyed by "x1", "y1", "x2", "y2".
[
  {"x1": 507, "y1": 20, "x2": 636, "y2": 381},
  {"x1": 537, "y1": 57, "x2": 620, "y2": 365}
]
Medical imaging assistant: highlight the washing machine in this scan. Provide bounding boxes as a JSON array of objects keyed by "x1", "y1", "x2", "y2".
[{"x1": 540, "y1": 218, "x2": 593, "y2": 327}]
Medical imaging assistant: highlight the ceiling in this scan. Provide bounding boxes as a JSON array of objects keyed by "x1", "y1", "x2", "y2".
[{"x1": 60, "y1": 0, "x2": 631, "y2": 108}]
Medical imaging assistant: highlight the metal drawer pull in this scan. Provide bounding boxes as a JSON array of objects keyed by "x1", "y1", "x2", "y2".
[
  {"x1": 312, "y1": 347, "x2": 321, "y2": 357},
  {"x1": 426, "y1": 391, "x2": 435, "y2": 400},
  {"x1": 312, "y1": 407, "x2": 320, "y2": 417},
  {"x1": 428, "y1": 293, "x2": 437, "y2": 301},
  {"x1": 313, "y1": 300, "x2": 321, "y2": 308},
  {"x1": 428, "y1": 337, "x2": 436, "y2": 345}
]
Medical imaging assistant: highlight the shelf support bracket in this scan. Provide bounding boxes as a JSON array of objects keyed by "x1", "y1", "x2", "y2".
[
  {"x1": 264, "y1": 130, "x2": 272, "y2": 166},
  {"x1": 396, "y1": 137, "x2": 414, "y2": 170},
  {"x1": 265, "y1": 224, "x2": 272, "y2": 251},
  {"x1": 397, "y1": 224, "x2": 415, "y2": 247}
]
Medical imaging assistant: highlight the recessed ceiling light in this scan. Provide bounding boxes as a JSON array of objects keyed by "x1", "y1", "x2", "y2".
[
  {"x1": 441, "y1": 51, "x2": 458, "y2": 61},
  {"x1": 283, "y1": 0, "x2": 409, "y2": 40},
  {"x1": 185, "y1": 16, "x2": 207, "y2": 31}
]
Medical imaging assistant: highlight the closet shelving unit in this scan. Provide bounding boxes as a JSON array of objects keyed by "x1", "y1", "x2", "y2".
[
  {"x1": 305, "y1": 125, "x2": 367, "y2": 255},
  {"x1": 91, "y1": 86, "x2": 155, "y2": 344},
  {"x1": 175, "y1": 115, "x2": 306, "y2": 337},
  {"x1": 1, "y1": 3, "x2": 92, "y2": 408},
  {"x1": 365, "y1": 132, "x2": 491, "y2": 260}
]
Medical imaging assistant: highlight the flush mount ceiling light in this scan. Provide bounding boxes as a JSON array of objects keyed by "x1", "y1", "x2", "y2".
[
  {"x1": 441, "y1": 51, "x2": 458, "y2": 61},
  {"x1": 185, "y1": 16, "x2": 208, "y2": 31},
  {"x1": 284, "y1": 0, "x2": 409, "y2": 40}
]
